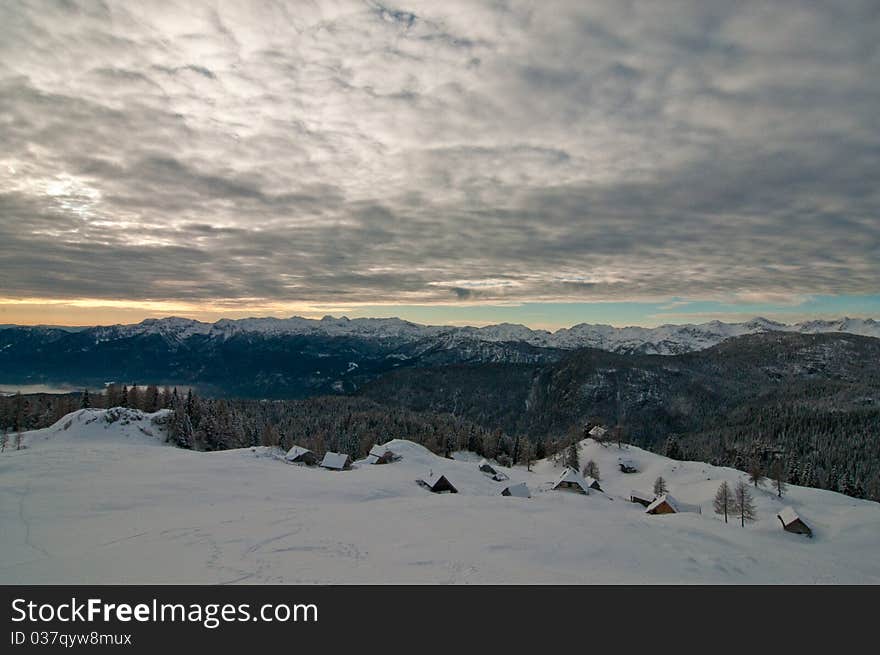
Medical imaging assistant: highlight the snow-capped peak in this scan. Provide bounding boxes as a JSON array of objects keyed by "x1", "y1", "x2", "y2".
[{"x1": 29, "y1": 314, "x2": 880, "y2": 355}]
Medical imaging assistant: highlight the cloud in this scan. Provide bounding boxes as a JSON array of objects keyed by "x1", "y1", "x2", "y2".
[{"x1": 0, "y1": 0, "x2": 877, "y2": 310}]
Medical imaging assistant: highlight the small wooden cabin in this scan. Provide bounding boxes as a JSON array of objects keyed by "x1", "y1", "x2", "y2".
[
  {"x1": 320, "y1": 451, "x2": 352, "y2": 471},
  {"x1": 630, "y1": 490, "x2": 654, "y2": 507},
  {"x1": 478, "y1": 459, "x2": 498, "y2": 475},
  {"x1": 500, "y1": 482, "x2": 531, "y2": 498},
  {"x1": 417, "y1": 473, "x2": 458, "y2": 494},
  {"x1": 366, "y1": 444, "x2": 399, "y2": 465},
  {"x1": 777, "y1": 507, "x2": 812, "y2": 537},
  {"x1": 552, "y1": 468, "x2": 591, "y2": 495},
  {"x1": 285, "y1": 445, "x2": 317, "y2": 466},
  {"x1": 584, "y1": 476, "x2": 603, "y2": 492},
  {"x1": 618, "y1": 458, "x2": 638, "y2": 474},
  {"x1": 645, "y1": 494, "x2": 680, "y2": 515}
]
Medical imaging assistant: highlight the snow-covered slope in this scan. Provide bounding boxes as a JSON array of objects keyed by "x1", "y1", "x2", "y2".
[
  {"x1": 62, "y1": 315, "x2": 880, "y2": 355},
  {"x1": 2, "y1": 409, "x2": 878, "y2": 584},
  {"x1": 17, "y1": 407, "x2": 172, "y2": 447}
]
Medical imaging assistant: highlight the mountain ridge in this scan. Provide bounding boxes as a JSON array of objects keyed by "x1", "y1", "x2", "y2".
[
  {"x1": 4, "y1": 314, "x2": 879, "y2": 355},
  {"x1": 2, "y1": 316, "x2": 878, "y2": 398}
]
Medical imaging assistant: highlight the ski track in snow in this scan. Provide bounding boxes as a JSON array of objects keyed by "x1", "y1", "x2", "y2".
[{"x1": 17, "y1": 480, "x2": 50, "y2": 559}]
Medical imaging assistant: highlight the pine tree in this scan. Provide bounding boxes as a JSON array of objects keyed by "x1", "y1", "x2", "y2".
[
  {"x1": 0, "y1": 428, "x2": 8, "y2": 452},
  {"x1": 121, "y1": 385, "x2": 129, "y2": 408},
  {"x1": 653, "y1": 476, "x2": 668, "y2": 497},
  {"x1": 583, "y1": 459, "x2": 600, "y2": 480},
  {"x1": 128, "y1": 385, "x2": 140, "y2": 410},
  {"x1": 145, "y1": 385, "x2": 160, "y2": 413},
  {"x1": 12, "y1": 391, "x2": 23, "y2": 433},
  {"x1": 565, "y1": 440, "x2": 580, "y2": 471},
  {"x1": 105, "y1": 383, "x2": 120, "y2": 408},
  {"x1": 80, "y1": 389, "x2": 91, "y2": 409},
  {"x1": 161, "y1": 386, "x2": 173, "y2": 409},
  {"x1": 664, "y1": 435, "x2": 682, "y2": 460},
  {"x1": 733, "y1": 479, "x2": 757, "y2": 527},
  {"x1": 260, "y1": 424, "x2": 279, "y2": 447},
  {"x1": 713, "y1": 481, "x2": 733, "y2": 523}
]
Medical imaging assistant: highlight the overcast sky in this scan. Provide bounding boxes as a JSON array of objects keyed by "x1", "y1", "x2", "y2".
[{"x1": 1, "y1": 1, "x2": 878, "y2": 328}]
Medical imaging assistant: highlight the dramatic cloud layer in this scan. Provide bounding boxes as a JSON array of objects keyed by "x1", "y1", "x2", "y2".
[{"x1": 1, "y1": 0, "x2": 878, "y2": 313}]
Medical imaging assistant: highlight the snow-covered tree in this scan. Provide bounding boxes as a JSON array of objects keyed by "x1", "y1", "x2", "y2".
[
  {"x1": 653, "y1": 476, "x2": 668, "y2": 497},
  {"x1": 565, "y1": 440, "x2": 580, "y2": 471}
]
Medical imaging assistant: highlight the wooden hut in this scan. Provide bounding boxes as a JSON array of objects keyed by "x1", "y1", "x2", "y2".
[
  {"x1": 320, "y1": 451, "x2": 352, "y2": 471},
  {"x1": 479, "y1": 458, "x2": 508, "y2": 481},
  {"x1": 630, "y1": 490, "x2": 655, "y2": 507},
  {"x1": 551, "y1": 468, "x2": 591, "y2": 495},
  {"x1": 417, "y1": 473, "x2": 458, "y2": 494},
  {"x1": 777, "y1": 507, "x2": 812, "y2": 537},
  {"x1": 500, "y1": 482, "x2": 531, "y2": 498},
  {"x1": 285, "y1": 445, "x2": 317, "y2": 466},
  {"x1": 584, "y1": 476, "x2": 603, "y2": 492},
  {"x1": 618, "y1": 458, "x2": 638, "y2": 474},
  {"x1": 366, "y1": 444, "x2": 399, "y2": 465},
  {"x1": 645, "y1": 494, "x2": 680, "y2": 515},
  {"x1": 478, "y1": 459, "x2": 498, "y2": 475}
]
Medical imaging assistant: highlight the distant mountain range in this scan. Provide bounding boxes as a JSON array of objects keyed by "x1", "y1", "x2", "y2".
[{"x1": 1, "y1": 315, "x2": 877, "y2": 397}]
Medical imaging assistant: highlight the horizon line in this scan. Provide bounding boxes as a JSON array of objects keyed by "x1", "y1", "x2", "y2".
[{"x1": 2, "y1": 312, "x2": 877, "y2": 333}]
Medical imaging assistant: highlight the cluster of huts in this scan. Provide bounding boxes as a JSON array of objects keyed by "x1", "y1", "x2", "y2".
[
  {"x1": 628, "y1": 488, "x2": 812, "y2": 535},
  {"x1": 415, "y1": 464, "x2": 605, "y2": 499},
  {"x1": 284, "y1": 443, "x2": 400, "y2": 471},
  {"x1": 284, "y1": 441, "x2": 813, "y2": 537}
]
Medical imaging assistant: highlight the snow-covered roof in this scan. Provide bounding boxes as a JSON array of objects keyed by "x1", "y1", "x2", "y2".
[
  {"x1": 584, "y1": 476, "x2": 601, "y2": 489},
  {"x1": 646, "y1": 494, "x2": 680, "y2": 513},
  {"x1": 478, "y1": 458, "x2": 496, "y2": 471},
  {"x1": 369, "y1": 444, "x2": 392, "y2": 458},
  {"x1": 285, "y1": 445, "x2": 313, "y2": 460},
  {"x1": 502, "y1": 482, "x2": 531, "y2": 498},
  {"x1": 777, "y1": 507, "x2": 801, "y2": 526},
  {"x1": 321, "y1": 452, "x2": 350, "y2": 470},
  {"x1": 420, "y1": 473, "x2": 451, "y2": 488},
  {"x1": 589, "y1": 426, "x2": 607, "y2": 437},
  {"x1": 552, "y1": 468, "x2": 590, "y2": 492},
  {"x1": 631, "y1": 490, "x2": 654, "y2": 501}
]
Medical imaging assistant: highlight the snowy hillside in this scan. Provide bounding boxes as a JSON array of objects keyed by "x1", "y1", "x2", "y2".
[{"x1": 1, "y1": 408, "x2": 878, "y2": 584}]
